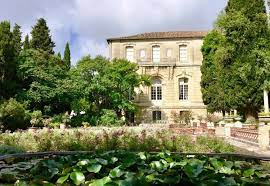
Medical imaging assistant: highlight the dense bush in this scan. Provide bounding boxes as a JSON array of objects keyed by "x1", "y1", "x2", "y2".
[
  {"x1": 0, "y1": 98, "x2": 30, "y2": 131},
  {"x1": 0, "y1": 144, "x2": 24, "y2": 155},
  {"x1": 98, "y1": 109, "x2": 124, "y2": 126},
  {"x1": 1, "y1": 151, "x2": 270, "y2": 185},
  {"x1": 0, "y1": 128, "x2": 235, "y2": 153}
]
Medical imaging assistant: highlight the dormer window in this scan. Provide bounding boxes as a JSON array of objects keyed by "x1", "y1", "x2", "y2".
[
  {"x1": 126, "y1": 46, "x2": 134, "y2": 62},
  {"x1": 152, "y1": 45, "x2": 160, "y2": 63},
  {"x1": 179, "y1": 45, "x2": 188, "y2": 63}
]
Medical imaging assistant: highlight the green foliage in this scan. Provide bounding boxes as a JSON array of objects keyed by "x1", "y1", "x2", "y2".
[
  {"x1": 30, "y1": 110, "x2": 43, "y2": 127},
  {"x1": 12, "y1": 24, "x2": 22, "y2": 57},
  {"x1": 17, "y1": 49, "x2": 74, "y2": 114},
  {"x1": 201, "y1": 0, "x2": 270, "y2": 118},
  {"x1": 71, "y1": 55, "x2": 150, "y2": 125},
  {"x1": 0, "y1": 98, "x2": 30, "y2": 131},
  {"x1": 0, "y1": 144, "x2": 24, "y2": 155},
  {"x1": 0, "y1": 21, "x2": 17, "y2": 99},
  {"x1": 63, "y1": 42, "x2": 71, "y2": 69},
  {"x1": 30, "y1": 18, "x2": 55, "y2": 54},
  {"x1": 0, "y1": 128, "x2": 234, "y2": 153},
  {"x1": 2, "y1": 151, "x2": 270, "y2": 185},
  {"x1": 23, "y1": 34, "x2": 30, "y2": 50},
  {"x1": 98, "y1": 109, "x2": 124, "y2": 126}
]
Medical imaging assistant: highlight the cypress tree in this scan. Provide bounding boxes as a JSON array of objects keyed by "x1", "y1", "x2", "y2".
[
  {"x1": 63, "y1": 42, "x2": 71, "y2": 69},
  {"x1": 12, "y1": 23, "x2": 22, "y2": 56},
  {"x1": 0, "y1": 21, "x2": 16, "y2": 99},
  {"x1": 30, "y1": 18, "x2": 55, "y2": 54},
  {"x1": 23, "y1": 34, "x2": 30, "y2": 50},
  {"x1": 57, "y1": 52, "x2": 62, "y2": 59}
]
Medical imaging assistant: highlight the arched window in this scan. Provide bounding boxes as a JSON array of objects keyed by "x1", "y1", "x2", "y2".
[
  {"x1": 152, "y1": 45, "x2": 160, "y2": 63},
  {"x1": 179, "y1": 78, "x2": 188, "y2": 100},
  {"x1": 179, "y1": 45, "x2": 188, "y2": 63},
  {"x1": 151, "y1": 78, "x2": 162, "y2": 100},
  {"x1": 126, "y1": 46, "x2": 134, "y2": 62}
]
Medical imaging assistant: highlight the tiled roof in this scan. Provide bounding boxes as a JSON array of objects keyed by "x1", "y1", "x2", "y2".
[{"x1": 107, "y1": 31, "x2": 208, "y2": 42}]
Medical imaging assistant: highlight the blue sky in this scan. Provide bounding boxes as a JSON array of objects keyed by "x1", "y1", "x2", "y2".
[{"x1": 0, "y1": 0, "x2": 227, "y2": 64}]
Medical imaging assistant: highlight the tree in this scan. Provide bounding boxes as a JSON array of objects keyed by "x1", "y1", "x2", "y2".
[
  {"x1": 23, "y1": 34, "x2": 30, "y2": 50},
  {"x1": 17, "y1": 49, "x2": 73, "y2": 114},
  {"x1": 201, "y1": 0, "x2": 270, "y2": 119},
  {"x1": 63, "y1": 42, "x2": 71, "y2": 69},
  {"x1": 70, "y1": 56, "x2": 150, "y2": 125},
  {"x1": 0, "y1": 21, "x2": 16, "y2": 99},
  {"x1": 30, "y1": 18, "x2": 55, "y2": 54},
  {"x1": 57, "y1": 52, "x2": 62, "y2": 59},
  {"x1": 12, "y1": 23, "x2": 22, "y2": 56}
]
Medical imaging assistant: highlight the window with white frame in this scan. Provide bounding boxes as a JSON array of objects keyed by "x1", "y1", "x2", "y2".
[
  {"x1": 126, "y1": 46, "x2": 134, "y2": 62},
  {"x1": 152, "y1": 45, "x2": 160, "y2": 63},
  {"x1": 152, "y1": 111, "x2": 161, "y2": 121},
  {"x1": 151, "y1": 78, "x2": 162, "y2": 100},
  {"x1": 179, "y1": 78, "x2": 188, "y2": 100},
  {"x1": 166, "y1": 48, "x2": 172, "y2": 58},
  {"x1": 140, "y1": 49, "x2": 146, "y2": 58},
  {"x1": 179, "y1": 45, "x2": 188, "y2": 63}
]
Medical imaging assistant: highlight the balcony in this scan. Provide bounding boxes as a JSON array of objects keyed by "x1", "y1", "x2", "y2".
[{"x1": 137, "y1": 58, "x2": 176, "y2": 67}]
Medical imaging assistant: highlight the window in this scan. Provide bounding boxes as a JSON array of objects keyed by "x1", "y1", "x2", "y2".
[
  {"x1": 126, "y1": 46, "x2": 134, "y2": 62},
  {"x1": 140, "y1": 49, "x2": 146, "y2": 58},
  {"x1": 151, "y1": 78, "x2": 162, "y2": 100},
  {"x1": 152, "y1": 111, "x2": 161, "y2": 121},
  {"x1": 179, "y1": 45, "x2": 188, "y2": 63},
  {"x1": 166, "y1": 49, "x2": 172, "y2": 57},
  {"x1": 179, "y1": 78, "x2": 188, "y2": 100},
  {"x1": 152, "y1": 45, "x2": 160, "y2": 63}
]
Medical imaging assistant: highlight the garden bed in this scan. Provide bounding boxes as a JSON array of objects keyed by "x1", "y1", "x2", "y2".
[{"x1": 0, "y1": 128, "x2": 234, "y2": 153}]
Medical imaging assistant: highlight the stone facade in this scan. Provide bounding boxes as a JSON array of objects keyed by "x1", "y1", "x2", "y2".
[{"x1": 107, "y1": 31, "x2": 207, "y2": 124}]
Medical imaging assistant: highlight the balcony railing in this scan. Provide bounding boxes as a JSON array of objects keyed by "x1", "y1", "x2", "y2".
[{"x1": 137, "y1": 58, "x2": 176, "y2": 66}]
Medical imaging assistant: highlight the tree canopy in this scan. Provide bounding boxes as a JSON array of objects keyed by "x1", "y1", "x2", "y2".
[
  {"x1": 201, "y1": 0, "x2": 270, "y2": 118},
  {"x1": 30, "y1": 18, "x2": 55, "y2": 54}
]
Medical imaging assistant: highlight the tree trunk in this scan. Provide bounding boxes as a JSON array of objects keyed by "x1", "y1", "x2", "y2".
[{"x1": 244, "y1": 106, "x2": 258, "y2": 122}]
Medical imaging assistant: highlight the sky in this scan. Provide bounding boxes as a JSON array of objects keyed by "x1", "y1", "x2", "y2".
[{"x1": 0, "y1": 0, "x2": 228, "y2": 64}]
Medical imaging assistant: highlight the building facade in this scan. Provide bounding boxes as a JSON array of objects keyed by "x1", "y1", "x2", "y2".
[{"x1": 107, "y1": 31, "x2": 208, "y2": 124}]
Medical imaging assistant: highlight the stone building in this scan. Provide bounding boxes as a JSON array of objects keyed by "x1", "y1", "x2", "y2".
[{"x1": 107, "y1": 31, "x2": 208, "y2": 124}]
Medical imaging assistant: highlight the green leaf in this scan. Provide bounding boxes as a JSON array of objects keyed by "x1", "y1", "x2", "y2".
[
  {"x1": 87, "y1": 164, "x2": 102, "y2": 173},
  {"x1": 109, "y1": 166, "x2": 124, "y2": 178},
  {"x1": 56, "y1": 174, "x2": 70, "y2": 184},
  {"x1": 70, "y1": 171, "x2": 85, "y2": 185},
  {"x1": 95, "y1": 158, "x2": 108, "y2": 165},
  {"x1": 243, "y1": 169, "x2": 255, "y2": 177},
  {"x1": 89, "y1": 176, "x2": 111, "y2": 186},
  {"x1": 219, "y1": 166, "x2": 235, "y2": 175},
  {"x1": 77, "y1": 159, "x2": 90, "y2": 166},
  {"x1": 138, "y1": 152, "x2": 146, "y2": 160}
]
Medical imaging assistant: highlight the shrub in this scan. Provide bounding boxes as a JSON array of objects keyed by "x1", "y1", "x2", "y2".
[
  {"x1": 30, "y1": 110, "x2": 43, "y2": 127},
  {"x1": 98, "y1": 109, "x2": 124, "y2": 126},
  {"x1": 0, "y1": 99, "x2": 30, "y2": 131},
  {"x1": 171, "y1": 110, "x2": 193, "y2": 126},
  {"x1": 0, "y1": 145, "x2": 24, "y2": 155}
]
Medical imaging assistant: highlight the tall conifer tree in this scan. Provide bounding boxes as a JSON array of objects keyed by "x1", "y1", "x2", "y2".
[
  {"x1": 12, "y1": 23, "x2": 22, "y2": 56},
  {"x1": 63, "y1": 42, "x2": 71, "y2": 69},
  {"x1": 30, "y1": 18, "x2": 55, "y2": 54},
  {"x1": 23, "y1": 34, "x2": 30, "y2": 50},
  {"x1": 0, "y1": 21, "x2": 16, "y2": 99}
]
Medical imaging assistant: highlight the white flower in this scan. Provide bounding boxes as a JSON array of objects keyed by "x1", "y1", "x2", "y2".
[{"x1": 80, "y1": 111, "x2": 86, "y2": 115}]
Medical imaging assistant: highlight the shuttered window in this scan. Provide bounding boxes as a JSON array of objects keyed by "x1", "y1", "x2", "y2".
[
  {"x1": 126, "y1": 46, "x2": 134, "y2": 62},
  {"x1": 179, "y1": 45, "x2": 188, "y2": 63},
  {"x1": 152, "y1": 46, "x2": 160, "y2": 63}
]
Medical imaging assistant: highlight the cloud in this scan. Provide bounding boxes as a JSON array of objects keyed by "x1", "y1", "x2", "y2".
[{"x1": 0, "y1": 0, "x2": 227, "y2": 64}]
